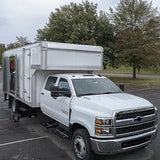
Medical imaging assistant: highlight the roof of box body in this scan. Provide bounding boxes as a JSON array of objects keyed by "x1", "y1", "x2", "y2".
[
  {"x1": 41, "y1": 41, "x2": 103, "y2": 53},
  {"x1": 4, "y1": 41, "x2": 103, "y2": 54}
]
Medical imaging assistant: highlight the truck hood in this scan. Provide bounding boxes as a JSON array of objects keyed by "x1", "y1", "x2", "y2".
[{"x1": 74, "y1": 93, "x2": 153, "y2": 117}]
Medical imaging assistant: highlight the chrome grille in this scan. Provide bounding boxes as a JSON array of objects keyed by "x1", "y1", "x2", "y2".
[
  {"x1": 116, "y1": 121, "x2": 155, "y2": 135},
  {"x1": 114, "y1": 107, "x2": 157, "y2": 137},
  {"x1": 116, "y1": 108, "x2": 155, "y2": 120}
]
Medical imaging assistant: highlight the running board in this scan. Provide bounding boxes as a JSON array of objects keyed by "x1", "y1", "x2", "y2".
[
  {"x1": 41, "y1": 121, "x2": 58, "y2": 128},
  {"x1": 55, "y1": 129, "x2": 69, "y2": 139}
]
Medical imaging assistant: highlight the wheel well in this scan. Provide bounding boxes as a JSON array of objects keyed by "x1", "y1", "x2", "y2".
[
  {"x1": 71, "y1": 123, "x2": 89, "y2": 137},
  {"x1": 9, "y1": 96, "x2": 20, "y2": 108}
]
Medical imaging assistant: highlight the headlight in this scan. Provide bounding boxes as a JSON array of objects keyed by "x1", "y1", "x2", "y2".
[
  {"x1": 95, "y1": 117, "x2": 113, "y2": 136},
  {"x1": 95, "y1": 117, "x2": 112, "y2": 126}
]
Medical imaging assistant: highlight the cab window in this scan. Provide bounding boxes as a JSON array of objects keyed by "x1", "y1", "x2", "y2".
[
  {"x1": 45, "y1": 77, "x2": 57, "y2": 91},
  {"x1": 58, "y1": 78, "x2": 70, "y2": 92}
]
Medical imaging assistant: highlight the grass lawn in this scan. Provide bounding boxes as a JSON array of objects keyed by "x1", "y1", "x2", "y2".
[
  {"x1": 109, "y1": 76, "x2": 160, "y2": 88},
  {"x1": 101, "y1": 66, "x2": 160, "y2": 75}
]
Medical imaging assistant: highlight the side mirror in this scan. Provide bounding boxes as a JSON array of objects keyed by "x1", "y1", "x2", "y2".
[
  {"x1": 50, "y1": 86, "x2": 60, "y2": 97},
  {"x1": 64, "y1": 91, "x2": 71, "y2": 97},
  {"x1": 119, "y1": 84, "x2": 125, "y2": 92}
]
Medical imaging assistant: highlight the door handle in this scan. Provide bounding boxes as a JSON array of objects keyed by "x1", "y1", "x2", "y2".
[{"x1": 41, "y1": 92, "x2": 44, "y2": 95}]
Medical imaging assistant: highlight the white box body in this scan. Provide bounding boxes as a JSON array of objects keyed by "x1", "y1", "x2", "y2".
[{"x1": 3, "y1": 41, "x2": 103, "y2": 107}]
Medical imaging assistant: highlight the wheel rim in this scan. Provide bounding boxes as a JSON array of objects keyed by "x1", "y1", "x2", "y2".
[
  {"x1": 12, "y1": 100, "x2": 16, "y2": 113},
  {"x1": 74, "y1": 135, "x2": 86, "y2": 159}
]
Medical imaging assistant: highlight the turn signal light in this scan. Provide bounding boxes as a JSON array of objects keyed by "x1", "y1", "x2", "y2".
[{"x1": 95, "y1": 129, "x2": 102, "y2": 134}]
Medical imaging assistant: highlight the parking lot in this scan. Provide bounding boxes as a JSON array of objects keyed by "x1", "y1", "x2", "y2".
[{"x1": 0, "y1": 71, "x2": 159, "y2": 160}]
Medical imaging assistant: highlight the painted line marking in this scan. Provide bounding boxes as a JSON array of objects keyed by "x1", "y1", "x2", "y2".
[{"x1": 0, "y1": 136, "x2": 49, "y2": 147}]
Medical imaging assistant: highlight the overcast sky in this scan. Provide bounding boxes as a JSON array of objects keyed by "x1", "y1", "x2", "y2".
[{"x1": 0, "y1": 0, "x2": 159, "y2": 45}]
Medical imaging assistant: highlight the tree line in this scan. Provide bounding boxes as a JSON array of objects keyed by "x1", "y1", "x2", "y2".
[{"x1": 1, "y1": 0, "x2": 160, "y2": 78}]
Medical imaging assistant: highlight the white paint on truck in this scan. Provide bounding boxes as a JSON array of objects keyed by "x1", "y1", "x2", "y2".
[{"x1": 2, "y1": 41, "x2": 157, "y2": 160}]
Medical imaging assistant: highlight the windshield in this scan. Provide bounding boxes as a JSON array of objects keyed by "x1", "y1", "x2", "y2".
[{"x1": 72, "y1": 78, "x2": 121, "y2": 96}]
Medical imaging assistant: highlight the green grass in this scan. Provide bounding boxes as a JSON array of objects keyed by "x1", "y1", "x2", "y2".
[
  {"x1": 109, "y1": 76, "x2": 160, "y2": 87},
  {"x1": 101, "y1": 66, "x2": 160, "y2": 75}
]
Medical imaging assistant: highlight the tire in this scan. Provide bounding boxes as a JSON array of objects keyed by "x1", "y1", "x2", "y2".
[
  {"x1": 72, "y1": 129, "x2": 93, "y2": 160},
  {"x1": 10, "y1": 98, "x2": 18, "y2": 113}
]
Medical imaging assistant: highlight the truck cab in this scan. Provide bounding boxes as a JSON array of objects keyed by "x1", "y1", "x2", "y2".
[{"x1": 40, "y1": 73, "x2": 158, "y2": 160}]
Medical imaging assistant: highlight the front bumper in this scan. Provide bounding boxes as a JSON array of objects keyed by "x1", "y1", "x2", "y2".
[{"x1": 90, "y1": 129, "x2": 157, "y2": 155}]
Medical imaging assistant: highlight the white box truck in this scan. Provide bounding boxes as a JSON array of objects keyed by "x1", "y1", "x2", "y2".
[{"x1": 3, "y1": 41, "x2": 158, "y2": 160}]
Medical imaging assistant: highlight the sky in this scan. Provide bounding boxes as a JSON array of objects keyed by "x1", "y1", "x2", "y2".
[{"x1": 0, "y1": 0, "x2": 160, "y2": 45}]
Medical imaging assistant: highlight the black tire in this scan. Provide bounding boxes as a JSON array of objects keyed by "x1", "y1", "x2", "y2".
[{"x1": 72, "y1": 129, "x2": 93, "y2": 160}]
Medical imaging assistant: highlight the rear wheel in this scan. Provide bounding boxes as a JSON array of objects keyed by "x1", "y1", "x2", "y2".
[
  {"x1": 72, "y1": 129, "x2": 93, "y2": 160},
  {"x1": 11, "y1": 99, "x2": 16, "y2": 113},
  {"x1": 10, "y1": 98, "x2": 21, "y2": 122},
  {"x1": 9, "y1": 97, "x2": 19, "y2": 113}
]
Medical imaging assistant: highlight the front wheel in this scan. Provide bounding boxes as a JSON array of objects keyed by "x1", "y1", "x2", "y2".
[{"x1": 72, "y1": 129, "x2": 93, "y2": 160}]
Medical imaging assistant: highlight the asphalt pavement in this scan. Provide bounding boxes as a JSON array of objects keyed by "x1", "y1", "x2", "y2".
[
  {"x1": 0, "y1": 92, "x2": 72, "y2": 160},
  {"x1": 0, "y1": 71, "x2": 160, "y2": 160},
  {"x1": 127, "y1": 86, "x2": 160, "y2": 160}
]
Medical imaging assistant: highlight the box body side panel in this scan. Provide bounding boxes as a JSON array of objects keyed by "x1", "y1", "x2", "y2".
[{"x1": 46, "y1": 49, "x2": 102, "y2": 70}]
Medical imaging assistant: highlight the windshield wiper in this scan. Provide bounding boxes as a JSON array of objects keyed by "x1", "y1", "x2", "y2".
[
  {"x1": 101, "y1": 92, "x2": 121, "y2": 94},
  {"x1": 78, "y1": 93, "x2": 98, "y2": 97},
  {"x1": 78, "y1": 92, "x2": 121, "y2": 97}
]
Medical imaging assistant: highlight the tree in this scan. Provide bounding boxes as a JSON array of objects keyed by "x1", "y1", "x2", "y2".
[
  {"x1": 96, "y1": 11, "x2": 115, "y2": 69},
  {"x1": 36, "y1": 1, "x2": 98, "y2": 45},
  {"x1": 36, "y1": 1, "x2": 115, "y2": 68},
  {"x1": 0, "y1": 44, "x2": 6, "y2": 65},
  {"x1": 110, "y1": 0, "x2": 160, "y2": 78},
  {"x1": 6, "y1": 36, "x2": 31, "y2": 50},
  {"x1": 16, "y1": 36, "x2": 30, "y2": 47},
  {"x1": 143, "y1": 16, "x2": 160, "y2": 72},
  {"x1": 7, "y1": 43, "x2": 19, "y2": 50}
]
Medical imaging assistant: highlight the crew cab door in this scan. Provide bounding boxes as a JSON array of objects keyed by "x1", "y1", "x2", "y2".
[{"x1": 40, "y1": 76, "x2": 71, "y2": 127}]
